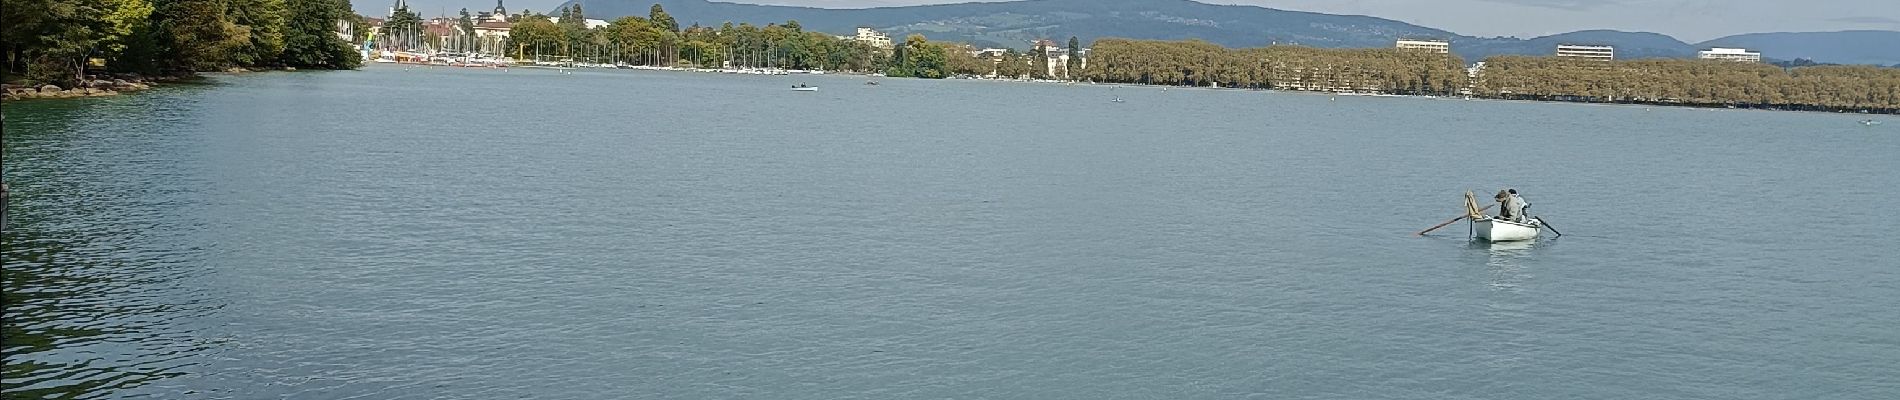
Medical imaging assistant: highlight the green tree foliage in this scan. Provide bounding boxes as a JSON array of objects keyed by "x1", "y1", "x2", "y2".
[
  {"x1": 279, "y1": 0, "x2": 361, "y2": 69},
  {"x1": 157, "y1": 0, "x2": 246, "y2": 72},
  {"x1": 2, "y1": 0, "x2": 115, "y2": 85},
  {"x1": 1477, "y1": 56, "x2": 1900, "y2": 111},
  {"x1": 459, "y1": 8, "x2": 477, "y2": 37},
  {"x1": 559, "y1": 4, "x2": 587, "y2": 29},
  {"x1": 606, "y1": 16, "x2": 662, "y2": 53},
  {"x1": 384, "y1": 4, "x2": 422, "y2": 36},
  {"x1": 650, "y1": 4, "x2": 679, "y2": 33},
  {"x1": 226, "y1": 0, "x2": 289, "y2": 67},
  {"x1": 887, "y1": 34, "x2": 949, "y2": 79},
  {"x1": 1066, "y1": 36, "x2": 1081, "y2": 78},
  {"x1": 107, "y1": 0, "x2": 165, "y2": 75},
  {"x1": 103, "y1": 0, "x2": 157, "y2": 57},
  {"x1": 993, "y1": 50, "x2": 1035, "y2": 79},
  {"x1": 506, "y1": 15, "x2": 565, "y2": 58},
  {"x1": 1081, "y1": 38, "x2": 1466, "y2": 93}
]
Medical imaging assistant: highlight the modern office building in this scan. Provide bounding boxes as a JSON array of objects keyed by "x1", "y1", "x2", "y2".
[
  {"x1": 1697, "y1": 47, "x2": 1762, "y2": 62},
  {"x1": 1396, "y1": 39, "x2": 1451, "y2": 54},
  {"x1": 1555, "y1": 44, "x2": 1615, "y2": 61}
]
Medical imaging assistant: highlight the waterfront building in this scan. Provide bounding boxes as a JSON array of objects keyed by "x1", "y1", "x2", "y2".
[
  {"x1": 1396, "y1": 39, "x2": 1450, "y2": 54},
  {"x1": 973, "y1": 48, "x2": 1010, "y2": 59},
  {"x1": 844, "y1": 27, "x2": 893, "y2": 50},
  {"x1": 1698, "y1": 47, "x2": 1762, "y2": 62},
  {"x1": 336, "y1": 19, "x2": 355, "y2": 41},
  {"x1": 477, "y1": 0, "x2": 511, "y2": 23},
  {"x1": 1555, "y1": 44, "x2": 1615, "y2": 61},
  {"x1": 474, "y1": 21, "x2": 512, "y2": 41},
  {"x1": 549, "y1": 17, "x2": 610, "y2": 29},
  {"x1": 1030, "y1": 40, "x2": 1088, "y2": 79}
]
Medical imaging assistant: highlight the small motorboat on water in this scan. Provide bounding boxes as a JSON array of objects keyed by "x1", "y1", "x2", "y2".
[
  {"x1": 792, "y1": 84, "x2": 818, "y2": 92},
  {"x1": 1862, "y1": 119, "x2": 1883, "y2": 126}
]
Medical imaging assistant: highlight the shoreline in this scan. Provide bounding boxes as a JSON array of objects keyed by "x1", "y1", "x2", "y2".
[
  {"x1": 12, "y1": 64, "x2": 1897, "y2": 118},
  {"x1": 940, "y1": 75, "x2": 1899, "y2": 116},
  {"x1": 1, "y1": 72, "x2": 197, "y2": 102}
]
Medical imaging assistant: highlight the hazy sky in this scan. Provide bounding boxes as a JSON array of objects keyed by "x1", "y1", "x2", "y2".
[{"x1": 356, "y1": 0, "x2": 1900, "y2": 43}]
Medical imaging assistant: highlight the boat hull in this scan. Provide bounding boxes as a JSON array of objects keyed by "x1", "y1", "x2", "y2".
[
  {"x1": 792, "y1": 87, "x2": 818, "y2": 92},
  {"x1": 1473, "y1": 217, "x2": 1541, "y2": 242}
]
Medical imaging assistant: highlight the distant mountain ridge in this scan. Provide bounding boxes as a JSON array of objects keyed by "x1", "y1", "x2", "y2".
[
  {"x1": 1698, "y1": 31, "x2": 1900, "y2": 65},
  {"x1": 556, "y1": 0, "x2": 1899, "y2": 65}
]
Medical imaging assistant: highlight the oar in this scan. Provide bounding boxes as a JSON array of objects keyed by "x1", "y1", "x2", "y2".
[
  {"x1": 1416, "y1": 204, "x2": 1493, "y2": 236},
  {"x1": 1536, "y1": 217, "x2": 1564, "y2": 237}
]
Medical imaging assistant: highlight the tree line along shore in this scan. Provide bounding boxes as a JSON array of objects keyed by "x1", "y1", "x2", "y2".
[
  {"x1": 1075, "y1": 39, "x2": 1898, "y2": 113},
  {"x1": 7, "y1": 1, "x2": 1897, "y2": 113},
  {"x1": 3, "y1": 0, "x2": 362, "y2": 99}
]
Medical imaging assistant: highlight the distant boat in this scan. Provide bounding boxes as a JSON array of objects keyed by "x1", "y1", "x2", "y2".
[
  {"x1": 792, "y1": 84, "x2": 817, "y2": 92},
  {"x1": 1862, "y1": 119, "x2": 1882, "y2": 126},
  {"x1": 865, "y1": 81, "x2": 879, "y2": 86},
  {"x1": 1110, "y1": 97, "x2": 1124, "y2": 103}
]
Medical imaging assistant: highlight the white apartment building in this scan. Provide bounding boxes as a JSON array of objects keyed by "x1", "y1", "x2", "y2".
[
  {"x1": 849, "y1": 27, "x2": 893, "y2": 50},
  {"x1": 548, "y1": 17, "x2": 610, "y2": 30},
  {"x1": 1555, "y1": 44, "x2": 1615, "y2": 61},
  {"x1": 1396, "y1": 39, "x2": 1450, "y2": 54},
  {"x1": 1698, "y1": 47, "x2": 1761, "y2": 62}
]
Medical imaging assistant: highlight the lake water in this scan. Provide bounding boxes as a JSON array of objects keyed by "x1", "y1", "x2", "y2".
[{"x1": 4, "y1": 65, "x2": 1898, "y2": 399}]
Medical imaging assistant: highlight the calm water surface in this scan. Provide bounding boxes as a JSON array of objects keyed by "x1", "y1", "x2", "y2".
[{"x1": 4, "y1": 66, "x2": 1898, "y2": 399}]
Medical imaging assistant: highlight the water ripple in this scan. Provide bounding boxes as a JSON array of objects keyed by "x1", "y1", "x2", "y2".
[{"x1": 6, "y1": 69, "x2": 1899, "y2": 398}]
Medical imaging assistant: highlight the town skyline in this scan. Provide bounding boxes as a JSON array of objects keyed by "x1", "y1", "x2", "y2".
[{"x1": 351, "y1": 0, "x2": 1899, "y2": 43}]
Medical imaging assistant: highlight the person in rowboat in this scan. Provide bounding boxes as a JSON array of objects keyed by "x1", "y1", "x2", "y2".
[
  {"x1": 1494, "y1": 190, "x2": 1523, "y2": 222},
  {"x1": 1509, "y1": 189, "x2": 1531, "y2": 222}
]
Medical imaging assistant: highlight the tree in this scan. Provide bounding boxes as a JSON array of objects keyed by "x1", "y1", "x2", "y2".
[
  {"x1": 279, "y1": 0, "x2": 360, "y2": 69},
  {"x1": 159, "y1": 0, "x2": 245, "y2": 72},
  {"x1": 1066, "y1": 36, "x2": 1081, "y2": 79},
  {"x1": 507, "y1": 16, "x2": 563, "y2": 59},
  {"x1": 995, "y1": 50, "x2": 1033, "y2": 79},
  {"x1": 888, "y1": 34, "x2": 948, "y2": 79},
  {"x1": 384, "y1": 3, "x2": 422, "y2": 44},
  {"x1": 650, "y1": 4, "x2": 679, "y2": 33},
  {"x1": 1032, "y1": 41, "x2": 1050, "y2": 79},
  {"x1": 226, "y1": 0, "x2": 288, "y2": 66},
  {"x1": 559, "y1": 4, "x2": 586, "y2": 29},
  {"x1": 3, "y1": 0, "x2": 113, "y2": 85},
  {"x1": 459, "y1": 8, "x2": 476, "y2": 37},
  {"x1": 3, "y1": 0, "x2": 362, "y2": 83},
  {"x1": 606, "y1": 15, "x2": 664, "y2": 64},
  {"x1": 105, "y1": 0, "x2": 164, "y2": 74}
]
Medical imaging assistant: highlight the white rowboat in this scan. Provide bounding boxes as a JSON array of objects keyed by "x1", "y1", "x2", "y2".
[
  {"x1": 792, "y1": 86, "x2": 818, "y2": 92},
  {"x1": 1472, "y1": 216, "x2": 1542, "y2": 242}
]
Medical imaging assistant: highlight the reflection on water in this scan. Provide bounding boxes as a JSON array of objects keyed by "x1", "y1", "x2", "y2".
[
  {"x1": 1469, "y1": 239, "x2": 1543, "y2": 291},
  {"x1": 7, "y1": 68, "x2": 1899, "y2": 399},
  {"x1": 3, "y1": 96, "x2": 217, "y2": 398}
]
